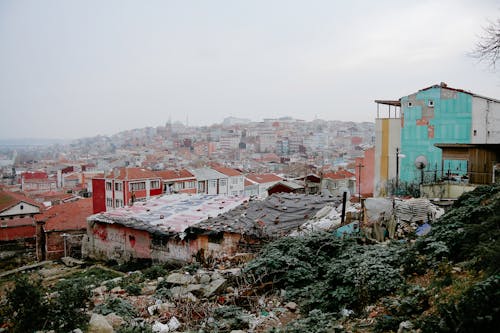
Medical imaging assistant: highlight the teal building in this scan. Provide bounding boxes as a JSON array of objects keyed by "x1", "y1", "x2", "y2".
[{"x1": 398, "y1": 83, "x2": 498, "y2": 184}]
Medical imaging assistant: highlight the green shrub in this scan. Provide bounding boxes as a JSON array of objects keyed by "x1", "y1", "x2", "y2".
[{"x1": 94, "y1": 297, "x2": 138, "y2": 318}]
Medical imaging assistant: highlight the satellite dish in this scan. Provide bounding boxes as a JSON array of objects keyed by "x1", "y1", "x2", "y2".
[{"x1": 415, "y1": 155, "x2": 428, "y2": 170}]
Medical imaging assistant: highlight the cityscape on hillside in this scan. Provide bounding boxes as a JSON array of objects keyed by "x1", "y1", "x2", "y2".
[{"x1": 1, "y1": 0, "x2": 499, "y2": 331}]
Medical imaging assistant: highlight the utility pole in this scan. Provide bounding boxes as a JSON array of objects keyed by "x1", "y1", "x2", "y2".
[
  {"x1": 396, "y1": 147, "x2": 400, "y2": 192},
  {"x1": 357, "y1": 163, "x2": 364, "y2": 203}
]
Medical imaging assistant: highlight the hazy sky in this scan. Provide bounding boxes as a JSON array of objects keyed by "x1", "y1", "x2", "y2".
[{"x1": 1, "y1": 0, "x2": 499, "y2": 139}]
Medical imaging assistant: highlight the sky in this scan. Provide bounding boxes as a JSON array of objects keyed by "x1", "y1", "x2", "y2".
[{"x1": 0, "y1": 0, "x2": 499, "y2": 139}]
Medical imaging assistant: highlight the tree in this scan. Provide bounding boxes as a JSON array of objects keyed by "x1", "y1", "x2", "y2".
[{"x1": 472, "y1": 18, "x2": 500, "y2": 68}]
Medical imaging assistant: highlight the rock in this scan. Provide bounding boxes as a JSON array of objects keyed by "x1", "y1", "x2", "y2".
[
  {"x1": 170, "y1": 287, "x2": 199, "y2": 302},
  {"x1": 148, "y1": 304, "x2": 160, "y2": 316},
  {"x1": 203, "y1": 278, "x2": 227, "y2": 297},
  {"x1": 157, "y1": 277, "x2": 165, "y2": 283},
  {"x1": 211, "y1": 272, "x2": 224, "y2": 281},
  {"x1": 168, "y1": 316, "x2": 181, "y2": 331},
  {"x1": 62, "y1": 257, "x2": 84, "y2": 267},
  {"x1": 73, "y1": 329, "x2": 84, "y2": 333},
  {"x1": 111, "y1": 286, "x2": 124, "y2": 294},
  {"x1": 105, "y1": 313, "x2": 125, "y2": 329},
  {"x1": 198, "y1": 274, "x2": 211, "y2": 285},
  {"x1": 166, "y1": 272, "x2": 194, "y2": 285},
  {"x1": 230, "y1": 331, "x2": 247, "y2": 333},
  {"x1": 87, "y1": 313, "x2": 114, "y2": 333},
  {"x1": 226, "y1": 286, "x2": 235, "y2": 293},
  {"x1": 141, "y1": 285, "x2": 157, "y2": 295},
  {"x1": 397, "y1": 320, "x2": 414, "y2": 333},
  {"x1": 152, "y1": 321, "x2": 169, "y2": 333},
  {"x1": 284, "y1": 302, "x2": 297, "y2": 312},
  {"x1": 92, "y1": 286, "x2": 108, "y2": 296},
  {"x1": 158, "y1": 301, "x2": 176, "y2": 313},
  {"x1": 101, "y1": 277, "x2": 123, "y2": 286}
]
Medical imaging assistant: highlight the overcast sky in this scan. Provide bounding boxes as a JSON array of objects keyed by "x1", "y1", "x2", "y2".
[{"x1": 0, "y1": 0, "x2": 499, "y2": 139}]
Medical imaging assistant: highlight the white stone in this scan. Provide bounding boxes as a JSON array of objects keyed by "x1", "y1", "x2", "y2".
[{"x1": 87, "y1": 313, "x2": 114, "y2": 333}]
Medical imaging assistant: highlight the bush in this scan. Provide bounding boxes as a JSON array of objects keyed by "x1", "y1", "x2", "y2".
[
  {"x1": 245, "y1": 233, "x2": 406, "y2": 313},
  {"x1": 2, "y1": 275, "x2": 47, "y2": 333},
  {"x1": 94, "y1": 297, "x2": 138, "y2": 318}
]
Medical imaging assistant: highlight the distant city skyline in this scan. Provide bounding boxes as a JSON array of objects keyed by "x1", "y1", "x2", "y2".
[{"x1": 1, "y1": 0, "x2": 499, "y2": 139}]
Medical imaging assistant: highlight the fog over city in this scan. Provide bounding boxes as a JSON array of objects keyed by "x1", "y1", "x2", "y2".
[{"x1": 0, "y1": 0, "x2": 498, "y2": 139}]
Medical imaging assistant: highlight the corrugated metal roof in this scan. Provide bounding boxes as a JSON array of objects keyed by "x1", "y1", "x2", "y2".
[{"x1": 88, "y1": 194, "x2": 248, "y2": 236}]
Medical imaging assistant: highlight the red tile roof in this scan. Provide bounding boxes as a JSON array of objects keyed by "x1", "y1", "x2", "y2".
[
  {"x1": 22, "y1": 171, "x2": 48, "y2": 180},
  {"x1": 155, "y1": 169, "x2": 195, "y2": 180},
  {"x1": 37, "y1": 198, "x2": 92, "y2": 231},
  {"x1": 0, "y1": 190, "x2": 43, "y2": 212},
  {"x1": 211, "y1": 166, "x2": 242, "y2": 177},
  {"x1": 246, "y1": 173, "x2": 283, "y2": 184},
  {"x1": 108, "y1": 168, "x2": 160, "y2": 180},
  {"x1": 323, "y1": 169, "x2": 355, "y2": 180}
]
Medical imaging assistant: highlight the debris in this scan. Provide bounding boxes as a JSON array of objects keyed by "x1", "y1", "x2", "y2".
[
  {"x1": 284, "y1": 302, "x2": 297, "y2": 312},
  {"x1": 87, "y1": 313, "x2": 114, "y2": 333},
  {"x1": 166, "y1": 272, "x2": 195, "y2": 285}
]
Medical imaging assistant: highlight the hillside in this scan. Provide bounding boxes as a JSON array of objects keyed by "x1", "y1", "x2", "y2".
[{"x1": 1, "y1": 185, "x2": 499, "y2": 332}]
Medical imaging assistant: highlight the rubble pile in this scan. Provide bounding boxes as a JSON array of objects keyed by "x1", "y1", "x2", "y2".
[{"x1": 85, "y1": 265, "x2": 301, "y2": 332}]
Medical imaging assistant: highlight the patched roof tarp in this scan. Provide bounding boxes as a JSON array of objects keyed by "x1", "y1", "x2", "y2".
[
  {"x1": 188, "y1": 193, "x2": 340, "y2": 238},
  {"x1": 87, "y1": 194, "x2": 248, "y2": 236}
]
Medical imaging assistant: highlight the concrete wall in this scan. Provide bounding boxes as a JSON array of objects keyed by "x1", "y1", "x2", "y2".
[
  {"x1": 0, "y1": 202, "x2": 39, "y2": 217},
  {"x1": 374, "y1": 118, "x2": 401, "y2": 196},
  {"x1": 421, "y1": 183, "x2": 476, "y2": 200},
  {"x1": 85, "y1": 222, "x2": 256, "y2": 264},
  {"x1": 471, "y1": 96, "x2": 500, "y2": 144},
  {"x1": 400, "y1": 87, "x2": 472, "y2": 184}
]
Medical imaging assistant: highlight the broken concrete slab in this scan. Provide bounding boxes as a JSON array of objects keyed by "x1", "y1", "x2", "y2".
[
  {"x1": 166, "y1": 272, "x2": 195, "y2": 285},
  {"x1": 203, "y1": 278, "x2": 227, "y2": 297}
]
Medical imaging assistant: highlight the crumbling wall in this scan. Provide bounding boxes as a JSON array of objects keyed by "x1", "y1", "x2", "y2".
[{"x1": 86, "y1": 222, "x2": 151, "y2": 263}]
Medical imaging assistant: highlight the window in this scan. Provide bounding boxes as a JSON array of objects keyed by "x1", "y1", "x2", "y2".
[
  {"x1": 186, "y1": 181, "x2": 195, "y2": 189},
  {"x1": 231, "y1": 177, "x2": 239, "y2": 184},
  {"x1": 130, "y1": 182, "x2": 146, "y2": 191},
  {"x1": 106, "y1": 198, "x2": 113, "y2": 207},
  {"x1": 428, "y1": 100, "x2": 434, "y2": 107},
  {"x1": 115, "y1": 199, "x2": 123, "y2": 208},
  {"x1": 473, "y1": 130, "x2": 477, "y2": 136},
  {"x1": 151, "y1": 180, "x2": 160, "y2": 189},
  {"x1": 115, "y1": 182, "x2": 122, "y2": 191},
  {"x1": 106, "y1": 182, "x2": 112, "y2": 191},
  {"x1": 220, "y1": 179, "x2": 227, "y2": 187},
  {"x1": 407, "y1": 101, "x2": 413, "y2": 107}
]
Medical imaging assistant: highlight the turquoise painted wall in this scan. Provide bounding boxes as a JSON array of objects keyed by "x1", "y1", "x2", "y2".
[{"x1": 399, "y1": 87, "x2": 472, "y2": 183}]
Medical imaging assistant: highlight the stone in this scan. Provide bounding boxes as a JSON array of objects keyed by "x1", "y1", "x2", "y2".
[
  {"x1": 397, "y1": 320, "x2": 414, "y2": 333},
  {"x1": 285, "y1": 302, "x2": 297, "y2": 312},
  {"x1": 92, "y1": 286, "x2": 107, "y2": 296},
  {"x1": 73, "y1": 329, "x2": 84, "y2": 333},
  {"x1": 168, "y1": 316, "x2": 181, "y2": 331},
  {"x1": 203, "y1": 278, "x2": 227, "y2": 297},
  {"x1": 105, "y1": 313, "x2": 125, "y2": 329},
  {"x1": 141, "y1": 285, "x2": 157, "y2": 295},
  {"x1": 111, "y1": 286, "x2": 124, "y2": 294},
  {"x1": 198, "y1": 274, "x2": 211, "y2": 285},
  {"x1": 170, "y1": 287, "x2": 199, "y2": 302},
  {"x1": 166, "y1": 272, "x2": 194, "y2": 285},
  {"x1": 211, "y1": 272, "x2": 224, "y2": 281},
  {"x1": 87, "y1": 313, "x2": 114, "y2": 333},
  {"x1": 152, "y1": 321, "x2": 170, "y2": 333},
  {"x1": 101, "y1": 277, "x2": 123, "y2": 286},
  {"x1": 62, "y1": 257, "x2": 84, "y2": 267},
  {"x1": 158, "y1": 301, "x2": 176, "y2": 313}
]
